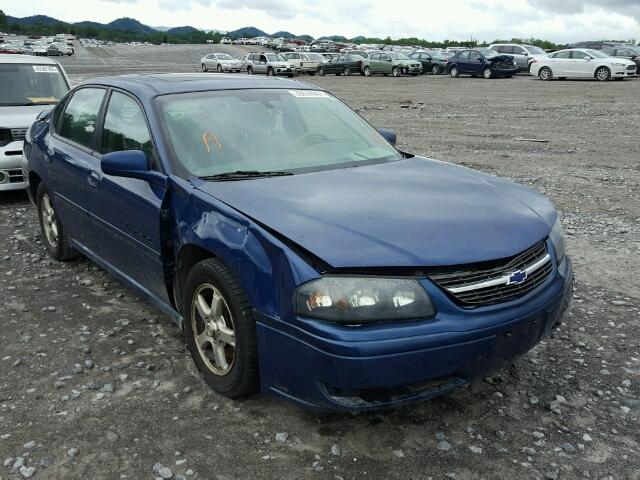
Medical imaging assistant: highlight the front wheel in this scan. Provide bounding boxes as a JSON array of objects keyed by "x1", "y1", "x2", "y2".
[
  {"x1": 247, "y1": 67, "x2": 253, "y2": 75},
  {"x1": 392, "y1": 66, "x2": 401, "y2": 77},
  {"x1": 37, "y1": 183, "x2": 78, "y2": 261},
  {"x1": 363, "y1": 66, "x2": 371, "y2": 77},
  {"x1": 183, "y1": 258, "x2": 259, "y2": 398},
  {"x1": 318, "y1": 67, "x2": 325, "y2": 76},
  {"x1": 201, "y1": 63, "x2": 208, "y2": 72},
  {"x1": 538, "y1": 67, "x2": 553, "y2": 80},
  {"x1": 343, "y1": 67, "x2": 351, "y2": 76},
  {"x1": 595, "y1": 66, "x2": 611, "y2": 81},
  {"x1": 483, "y1": 67, "x2": 493, "y2": 79},
  {"x1": 217, "y1": 64, "x2": 223, "y2": 73},
  {"x1": 267, "y1": 67, "x2": 275, "y2": 76}
]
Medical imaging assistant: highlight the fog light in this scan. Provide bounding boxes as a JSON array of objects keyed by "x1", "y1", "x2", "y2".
[{"x1": 0, "y1": 171, "x2": 7, "y2": 184}]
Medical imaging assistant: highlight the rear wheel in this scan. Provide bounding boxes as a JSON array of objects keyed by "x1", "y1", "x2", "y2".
[
  {"x1": 431, "y1": 64, "x2": 441, "y2": 75},
  {"x1": 483, "y1": 67, "x2": 493, "y2": 79},
  {"x1": 37, "y1": 183, "x2": 78, "y2": 261},
  {"x1": 450, "y1": 66, "x2": 459, "y2": 78},
  {"x1": 183, "y1": 258, "x2": 259, "y2": 398},
  {"x1": 201, "y1": 63, "x2": 207, "y2": 72},
  {"x1": 595, "y1": 66, "x2": 611, "y2": 81},
  {"x1": 392, "y1": 66, "x2": 401, "y2": 77},
  {"x1": 343, "y1": 67, "x2": 351, "y2": 76},
  {"x1": 539, "y1": 67, "x2": 553, "y2": 80}
]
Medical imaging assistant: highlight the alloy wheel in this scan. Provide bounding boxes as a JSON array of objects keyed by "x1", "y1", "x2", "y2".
[
  {"x1": 596, "y1": 67, "x2": 610, "y2": 81},
  {"x1": 191, "y1": 283, "x2": 236, "y2": 376},
  {"x1": 432, "y1": 65, "x2": 440, "y2": 75},
  {"x1": 539, "y1": 67, "x2": 552, "y2": 80},
  {"x1": 392, "y1": 67, "x2": 400, "y2": 77},
  {"x1": 364, "y1": 66, "x2": 371, "y2": 76},
  {"x1": 483, "y1": 67, "x2": 492, "y2": 79},
  {"x1": 40, "y1": 193, "x2": 58, "y2": 248},
  {"x1": 217, "y1": 64, "x2": 223, "y2": 72}
]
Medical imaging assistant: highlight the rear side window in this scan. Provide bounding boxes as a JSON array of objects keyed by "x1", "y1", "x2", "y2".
[
  {"x1": 58, "y1": 88, "x2": 105, "y2": 149},
  {"x1": 512, "y1": 47, "x2": 526, "y2": 55},
  {"x1": 101, "y1": 91, "x2": 155, "y2": 165},
  {"x1": 501, "y1": 46, "x2": 514, "y2": 54}
]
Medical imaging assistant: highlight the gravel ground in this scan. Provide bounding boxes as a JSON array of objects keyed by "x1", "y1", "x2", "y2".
[{"x1": 1, "y1": 42, "x2": 639, "y2": 479}]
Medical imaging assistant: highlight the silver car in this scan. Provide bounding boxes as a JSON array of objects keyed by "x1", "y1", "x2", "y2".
[
  {"x1": 245, "y1": 53, "x2": 294, "y2": 77},
  {"x1": 200, "y1": 53, "x2": 243, "y2": 73},
  {"x1": 1, "y1": 54, "x2": 70, "y2": 192},
  {"x1": 488, "y1": 44, "x2": 548, "y2": 72}
]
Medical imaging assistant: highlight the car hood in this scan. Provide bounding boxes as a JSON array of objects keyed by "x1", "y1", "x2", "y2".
[
  {"x1": 194, "y1": 157, "x2": 556, "y2": 268},
  {"x1": 0, "y1": 104, "x2": 56, "y2": 128},
  {"x1": 486, "y1": 54, "x2": 514, "y2": 62}
]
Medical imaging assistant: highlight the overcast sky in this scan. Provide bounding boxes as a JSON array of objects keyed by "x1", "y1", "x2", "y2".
[{"x1": 7, "y1": 0, "x2": 640, "y2": 42}]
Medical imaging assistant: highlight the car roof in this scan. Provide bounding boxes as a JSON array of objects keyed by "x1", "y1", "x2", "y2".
[
  {"x1": 80, "y1": 73, "x2": 321, "y2": 97},
  {"x1": 0, "y1": 53, "x2": 61, "y2": 65}
]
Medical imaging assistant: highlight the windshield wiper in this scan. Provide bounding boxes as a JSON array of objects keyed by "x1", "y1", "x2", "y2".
[{"x1": 199, "y1": 170, "x2": 294, "y2": 181}]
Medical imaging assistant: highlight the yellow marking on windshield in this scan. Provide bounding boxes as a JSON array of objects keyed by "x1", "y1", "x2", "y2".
[
  {"x1": 202, "y1": 132, "x2": 222, "y2": 153},
  {"x1": 27, "y1": 97, "x2": 58, "y2": 103}
]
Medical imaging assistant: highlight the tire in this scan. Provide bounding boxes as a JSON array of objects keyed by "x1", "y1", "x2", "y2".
[
  {"x1": 201, "y1": 63, "x2": 207, "y2": 72},
  {"x1": 308, "y1": 72, "x2": 315, "y2": 76},
  {"x1": 539, "y1": 67, "x2": 553, "y2": 80},
  {"x1": 37, "y1": 183, "x2": 78, "y2": 261},
  {"x1": 392, "y1": 66, "x2": 401, "y2": 77},
  {"x1": 450, "y1": 66, "x2": 459, "y2": 78},
  {"x1": 431, "y1": 64, "x2": 441, "y2": 75},
  {"x1": 267, "y1": 67, "x2": 275, "y2": 76},
  {"x1": 318, "y1": 67, "x2": 325, "y2": 76},
  {"x1": 217, "y1": 64, "x2": 223, "y2": 73},
  {"x1": 483, "y1": 67, "x2": 493, "y2": 79},
  {"x1": 363, "y1": 66, "x2": 371, "y2": 77},
  {"x1": 595, "y1": 66, "x2": 611, "y2": 81},
  {"x1": 183, "y1": 258, "x2": 259, "y2": 398},
  {"x1": 343, "y1": 67, "x2": 351, "y2": 76},
  {"x1": 247, "y1": 66, "x2": 253, "y2": 75}
]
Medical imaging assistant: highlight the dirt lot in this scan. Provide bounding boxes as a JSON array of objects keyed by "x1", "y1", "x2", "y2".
[{"x1": 1, "y1": 42, "x2": 639, "y2": 479}]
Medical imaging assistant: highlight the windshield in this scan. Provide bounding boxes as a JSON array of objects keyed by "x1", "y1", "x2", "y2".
[
  {"x1": 217, "y1": 54, "x2": 233, "y2": 60},
  {"x1": 265, "y1": 54, "x2": 286, "y2": 62},
  {"x1": 525, "y1": 45, "x2": 546, "y2": 55},
  {"x1": 388, "y1": 52, "x2": 409, "y2": 60},
  {"x1": 158, "y1": 89, "x2": 402, "y2": 177},
  {"x1": 0, "y1": 63, "x2": 69, "y2": 106},
  {"x1": 585, "y1": 49, "x2": 608, "y2": 58},
  {"x1": 306, "y1": 53, "x2": 325, "y2": 61}
]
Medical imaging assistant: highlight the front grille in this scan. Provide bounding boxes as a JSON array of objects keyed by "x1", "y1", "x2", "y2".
[
  {"x1": 8, "y1": 169, "x2": 24, "y2": 183},
  {"x1": 627, "y1": 65, "x2": 636, "y2": 71},
  {"x1": 495, "y1": 61, "x2": 514, "y2": 69},
  {"x1": 0, "y1": 128, "x2": 27, "y2": 147},
  {"x1": 429, "y1": 241, "x2": 553, "y2": 307}
]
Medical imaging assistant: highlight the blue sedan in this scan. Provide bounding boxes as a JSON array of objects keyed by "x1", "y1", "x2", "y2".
[{"x1": 23, "y1": 74, "x2": 573, "y2": 411}]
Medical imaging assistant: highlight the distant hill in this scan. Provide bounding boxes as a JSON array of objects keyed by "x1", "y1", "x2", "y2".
[
  {"x1": 271, "y1": 31, "x2": 295, "y2": 38},
  {"x1": 5, "y1": 14, "x2": 62, "y2": 26},
  {"x1": 73, "y1": 21, "x2": 105, "y2": 29},
  {"x1": 107, "y1": 17, "x2": 156, "y2": 34},
  {"x1": 318, "y1": 35, "x2": 349, "y2": 42},
  {"x1": 153, "y1": 26, "x2": 171, "y2": 32},
  {"x1": 166, "y1": 26, "x2": 200, "y2": 36},
  {"x1": 227, "y1": 26, "x2": 268, "y2": 39}
]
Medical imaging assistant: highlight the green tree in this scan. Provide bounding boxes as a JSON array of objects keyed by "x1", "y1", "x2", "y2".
[{"x1": 0, "y1": 9, "x2": 6, "y2": 27}]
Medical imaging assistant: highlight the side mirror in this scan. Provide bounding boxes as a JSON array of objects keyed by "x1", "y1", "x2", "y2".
[
  {"x1": 102, "y1": 150, "x2": 167, "y2": 187},
  {"x1": 377, "y1": 128, "x2": 397, "y2": 146},
  {"x1": 584, "y1": 56, "x2": 591, "y2": 61}
]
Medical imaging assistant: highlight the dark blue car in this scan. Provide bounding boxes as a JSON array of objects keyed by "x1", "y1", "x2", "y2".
[
  {"x1": 23, "y1": 74, "x2": 573, "y2": 411},
  {"x1": 448, "y1": 48, "x2": 519, "y2": 79}
]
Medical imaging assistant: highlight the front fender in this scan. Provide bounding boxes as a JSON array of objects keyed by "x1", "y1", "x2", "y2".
[{"x1": 171, "y1": 178, "x2": 319, "y2": 321}]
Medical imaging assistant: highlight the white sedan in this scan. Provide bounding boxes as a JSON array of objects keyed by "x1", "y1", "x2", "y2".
[
  {"x1": 531, "y1": 49, "x2": 636, "y2": 81},
  {"x1": 200, "y1": 53, "x2": 243, "y2": 73}
]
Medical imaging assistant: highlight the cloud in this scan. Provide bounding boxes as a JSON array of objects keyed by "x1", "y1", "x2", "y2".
[
  {"x1": 528, "y1": 0, "x2": 640, "y2": 21},
  {"x1": 158, "y1": 0, "x2": 214, "y2": 11},
  {"x1": 158, "y1": 0, "x2": 296, "y2": 19}
]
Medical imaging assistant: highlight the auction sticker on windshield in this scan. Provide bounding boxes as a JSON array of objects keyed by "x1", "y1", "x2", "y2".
[
  {"x1": 289, "y1": 90, "x2": 330, "y2": 98},
  {"x1": 32, "y1": 66, "x2": 59, "y2": 73}
]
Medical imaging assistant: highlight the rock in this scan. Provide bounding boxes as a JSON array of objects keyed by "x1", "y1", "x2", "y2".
[
  {"x1": 13, "y1": 457, "x2": 25, "y2": 470},
  {"x1": 275, "y1": 432, "x2": 288, "y2": 443},
  {"x1": 23, "y1": 440, "x2": 36, "y2": 449},
  {"x1": 611, "y1": 300, "x2": 630, "y2": 306},
  {"x1": 19, "y1": 466, "x2": 36, "y2": 478},
  {"x1": 582, "y1": 433, "x2": 593, "y2": 442},
  {"x1": 175, "y1": 459, "x2": 187, "y2": 466},
  {"x1": 438, "y1": 440, "x2": 452, "y2": 451},
  {"x1": 67, "y1": 448, "x2": 78, "y2": 458},
  {"x1": 533, "y1": 431, "x2": 545, "y2": 439},
  {"x1": 158, "y1": 466, "x2": 173, "y2": 479},
  {"x1": 392, "y1": 449, "x2": 404, "y2": 458},
  {"x1": 561, "y1": 443, "x2": 576, "y2": 453},
  {"x1": 4, "y1": 457, "x2": 14, "y2": 467},
  {"x1": 39, "y1": 457, "x2": 53, "y2": 468},
  {"x1": 330, "y1": 444, "x2": 342, "y2": 456},
  {"x1": 101, "y1": 383, "x2": 114, "y2": 393},
  {"x1": 469, "y1": 445, "x2": 483, "y2": 454},
  {"x1": 620, "y1": 406, "x2": 630, "y2": 414},
  {"x1": 84, "y1": 359, "x2": 94, "y2": 369}
]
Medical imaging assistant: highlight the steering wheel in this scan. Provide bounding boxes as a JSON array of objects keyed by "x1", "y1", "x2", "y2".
[{"x1": 293, "y1": 132, "x2": 330, "y2": 150}]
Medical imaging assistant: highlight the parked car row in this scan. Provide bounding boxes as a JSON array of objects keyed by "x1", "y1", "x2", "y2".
[{"x1": 0, "y1": 37, "x2": 74, "y2": 56}]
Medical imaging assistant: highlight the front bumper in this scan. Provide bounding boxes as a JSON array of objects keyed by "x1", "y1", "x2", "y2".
[
  {"x1": 0, "y1": 142, "x2": 27, "y2": 191},
  {"x1": 256, "y1": 255, "x2": 573, "y2": 411}
]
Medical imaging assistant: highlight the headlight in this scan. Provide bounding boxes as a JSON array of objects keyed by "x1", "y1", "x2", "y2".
[
  {"x1": 549, "y1": 217, "x2": 566, "y2": 264},
  {"x1": 613, "y1": 62, "x2": 625, "y2": 67},
  {"x1": 295, "y1": 277, "x2": 435, "y2": 323}
]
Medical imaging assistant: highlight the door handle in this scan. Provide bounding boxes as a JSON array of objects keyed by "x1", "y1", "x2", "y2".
[{"x1": 87, "y1": 169, "x2": 101, "y2": 187}]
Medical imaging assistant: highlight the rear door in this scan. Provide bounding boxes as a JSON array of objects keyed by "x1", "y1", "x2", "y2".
[
  {"x1": 48, "y1": 87, "x2": 106, "y2": 246},
  {"x1": 85, "y1": 89, "x2": 170, "y2": 302},
  {"x1": 456, "y1": 51, "x2": 471, "y2": 72},
  {"x1": 511, "y1": 46, "x2": 529, "y2": 70},
  {"x1": 550, "y1": 50, "x2": 572, "y2": 76}
]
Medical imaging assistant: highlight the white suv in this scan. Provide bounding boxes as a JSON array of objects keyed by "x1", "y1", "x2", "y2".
[
  {"x1": 488, "y1": 44, "x2": 548, "y2": 72},
  {"x1": 0, "y1": 54, "x2": 70, "y2": 191}
]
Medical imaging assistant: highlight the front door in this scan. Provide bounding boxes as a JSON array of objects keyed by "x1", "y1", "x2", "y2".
[
  {"x1": 86, "y1": 89, "x2": 170, "y2": 303},
  {"x1": 468, "y1": 51, "x2": 484, "y2": 74}
]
